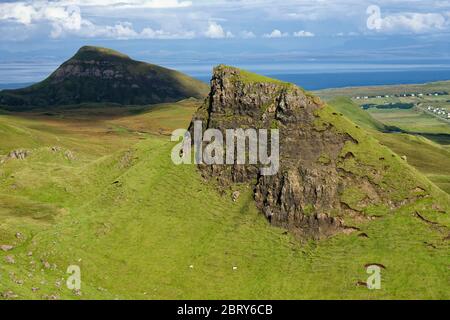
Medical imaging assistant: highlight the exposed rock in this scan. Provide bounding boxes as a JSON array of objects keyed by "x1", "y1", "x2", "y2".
[
  {"x1": 1, "y1": 291, "x2": 18, "y2": 299},
  {"x1": 401, "y1": 155, "x2": 407, "y2": 161},
  {"x1": 64, "y1": 150, "x2": 76, "y2": 161},
  {"x1": 432, "y1": 203, "x2": 446, "y2": 213},
  {"x1": 232, "y1": 191, "x2": 240, "y2": 202},
  {"x1": 190, "y1": 66, "x2": 433, "y2": 240},
  {"x1": 119, "y1": 150, "x2": 134, "y2": 169},
  {"x1": 190, "y1": 66, "x2": 351, "y2": 239},
  {"x1": 5, "y1": 255, "x2": 15, "y2": 264},
  {"x1": 7, "y1": 149, "x2": 30, "y2": 160},
  {"x1": 1, "y1": 245, "x2": 14, "y2": 252}
]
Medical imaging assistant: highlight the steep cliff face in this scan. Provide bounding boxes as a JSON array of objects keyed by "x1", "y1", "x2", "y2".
[
  {"x1": 191, "y1": 65, "x2": 441, "y2": 239},
  {"x1": 0, "y1": 46, "x2": 209, "y2": 109}
]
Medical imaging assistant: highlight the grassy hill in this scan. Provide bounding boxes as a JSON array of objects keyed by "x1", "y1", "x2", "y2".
[
  {"x1": 326, "y1": 97, "x2": 387, "y2": 131},
  {"x1": 0, "y1": 73, "x2": 449, "y2": 299},
  {"x1": 0, "y1": 46, "x2": 209, "y2": 110},
  {"x1": 326, "y1": 98, "x2": 450, "y2": 194}
]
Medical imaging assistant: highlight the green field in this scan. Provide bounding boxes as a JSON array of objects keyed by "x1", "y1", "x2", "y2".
[
  {"x1": 0, "y1": 96, "x2": 449, "y2": 300},
  {"x1": 368, "y1": 108, "x2": 450, "y2": 135}
]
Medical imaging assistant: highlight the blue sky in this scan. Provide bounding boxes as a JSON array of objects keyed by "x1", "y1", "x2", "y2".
[{"x1": 1, "y1": 0, "x2": 450, "y2": 84}]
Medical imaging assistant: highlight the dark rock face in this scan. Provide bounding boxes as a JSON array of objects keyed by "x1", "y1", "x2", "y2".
[
  {"x1": 0, "y1": 46, "x2": 209, "y2": 109},
  {"x1": 191, "y1": 66, "x2": 377, "y2": 239}
]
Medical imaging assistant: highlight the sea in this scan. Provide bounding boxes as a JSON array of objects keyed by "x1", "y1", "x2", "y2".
[{"x1": 2, "y1": 61, "x2": 450, "y2": 91}]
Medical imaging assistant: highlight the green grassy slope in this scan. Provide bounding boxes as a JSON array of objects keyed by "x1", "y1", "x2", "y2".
[
  {"x1": 315, "y1": 102, "x2": 448, "y2": 206},
  {"x1": 327, "y1": 97, "x2": 386, "y2": 131},
  {"x1": 368, "y1": 108, "x2": 450, "y2": 135},
  {"x1": 1, "y1": 133, "x2": 449, "y2": 299},
  {"x1": 373, "y1": 133, "x2": 450, "y2": 194},
  {"x1": 327, "y1": 96, "x2": 450, "y2": 195},
  {"x1": 0, "y1": 90, "x2": 449, "y2": 300}
]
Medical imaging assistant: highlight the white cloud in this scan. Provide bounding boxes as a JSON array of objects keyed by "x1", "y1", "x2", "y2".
[
  {"x1": 366, "y1": 6, "x2": 448, "y2": 34},
  {"x1": 286, "y1": 12, "x2": 319, "y2": 21},
  {"x1": 377, "y1": 13, "x2": 447, "y2": 33},
  {"x1": 0, "y1": 2, "x2": 35, "y2": 25},
  {"x1": 0, "y1": 0, "x2": 194, "y2": 39},
  {"x1": 43, "y1": 0, "x2": 192, "y2": 9},
  {"x1": 335, "y1": 31, "x2": 359, "y2": 37},
  {"x1": 70, "y1": 21, "x2": 195, "y2": 39},
  {"x1": 0, "y1": 2, "x2": 86, "y2": 37},
  {"x1": 293, "y1": 30, "x2": 314, "y2": 37},
  {"x1": 263, "y1": 29, "x2": 288, "y2": 38},
  {"x1": 204, "y1": 21, "x2": 233, "y2": 39},
  {"x1": 240, "y1": 30, "x2": 256, "y2": 39}
]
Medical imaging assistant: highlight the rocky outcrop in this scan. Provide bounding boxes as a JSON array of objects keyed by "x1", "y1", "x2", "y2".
[
  {"x1": 190, "y1": 65, "x2": 434, "y2": 239},
  {"x1": 0, "y1": 149, "x2": 30, "y2": 164},
  {"x1": 7, "y1": 149, "x2": 30, "y2": 160}
]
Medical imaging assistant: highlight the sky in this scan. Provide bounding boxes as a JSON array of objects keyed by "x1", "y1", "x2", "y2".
[{"x1": 1, "y1": 0, "x2": 450, "y2": 84}]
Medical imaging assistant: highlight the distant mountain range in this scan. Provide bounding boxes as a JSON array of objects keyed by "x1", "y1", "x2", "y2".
[{"x1": 0, "y1": 46, "x2": 209, "y2": 110}]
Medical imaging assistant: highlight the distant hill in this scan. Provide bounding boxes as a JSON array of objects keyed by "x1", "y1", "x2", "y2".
[{"x1": 0, "y1": 46, "x2": 209, "y2": 110}]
